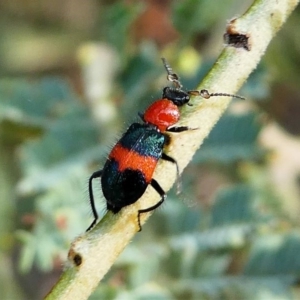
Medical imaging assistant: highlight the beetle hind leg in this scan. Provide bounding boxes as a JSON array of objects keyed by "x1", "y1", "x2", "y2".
[
  {"x1": 86, "y1": 170, "x2": 103, "y2": 231},
  {"x1": 137, "y1": 178, "x2": 166, "y2": 231}
]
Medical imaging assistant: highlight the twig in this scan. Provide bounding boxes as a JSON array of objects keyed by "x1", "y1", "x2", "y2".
[{"x1": 45, "y1": 0, "x2": 299, "y2": 299}]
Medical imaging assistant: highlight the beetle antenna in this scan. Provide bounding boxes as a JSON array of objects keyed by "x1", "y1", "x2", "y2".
[
  {"x1": 161, "y1": 57, "x2": 183, "y2": 89},
  {"x1": 189, "y1": 89, "x2": 245, "y2": 100}
]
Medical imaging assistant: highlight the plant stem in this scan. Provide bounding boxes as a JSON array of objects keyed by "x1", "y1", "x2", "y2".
[{"x1": 45, "y1": 0, "x2": 299, "y2": 299}]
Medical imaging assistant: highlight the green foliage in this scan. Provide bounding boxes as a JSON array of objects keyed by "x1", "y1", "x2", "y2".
[
  {"x1": 0, "y1": 78, "x2": 104, "y2": 275},
  {"x1": 0, "y1": 1, "x2": 299, "y2": 299},
  {"x1": 102, "y1": 2, "x2": 142, "y2": 51},
  {"x1": 194, "y1": 112, "x2": 263, "y2": 164},
  {"x1": 120, "y1": 52, "x2": 161, "y2": 120},
  {"x1": 1, "y1": 58, "x2": 296, "y2": 300},
  {"x1": 244, "y1": 233, "x2": 300, "y2": 275}
]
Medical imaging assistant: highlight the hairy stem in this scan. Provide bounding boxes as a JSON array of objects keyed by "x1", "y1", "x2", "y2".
[{"x1": 45, "y1": 0, "x2": 299, "y2": 299}]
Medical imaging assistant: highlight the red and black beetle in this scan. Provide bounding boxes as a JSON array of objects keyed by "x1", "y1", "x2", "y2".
[{"x1": 87, "y1": 58, "x2": 244, "y2": 231}]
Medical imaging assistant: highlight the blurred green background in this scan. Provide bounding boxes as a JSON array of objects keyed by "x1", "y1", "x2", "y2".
[{"x1": 1, "y1": 0, "x2": 300, "y2": 299}]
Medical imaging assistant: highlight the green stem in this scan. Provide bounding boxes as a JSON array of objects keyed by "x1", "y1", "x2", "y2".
[{"x1": 45, "y1": 0, "x2": 299, "y2": 299}]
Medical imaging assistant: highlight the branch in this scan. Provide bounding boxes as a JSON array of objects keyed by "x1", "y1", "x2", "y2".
[{"x1": 45, "y1": 0, "x2": 299, "y2": 299}]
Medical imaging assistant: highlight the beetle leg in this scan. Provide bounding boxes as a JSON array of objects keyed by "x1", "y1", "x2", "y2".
[
  {"x1": 86, "y1": 170, "x2": 103, "y2": 231},
  {"x1": 137, "y1": 178, "x2": 166, "y2": 231},
  {"x1": 161, "y1": 153, "x2": 182, "y2": 194},
  {"x1": 167, "y1": 126, "x2": 189, "y2": 132}
]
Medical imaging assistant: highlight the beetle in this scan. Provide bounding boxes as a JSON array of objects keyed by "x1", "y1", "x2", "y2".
[{"x1": 87, "y1": 58, "x2": 244, "y2": 231}]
